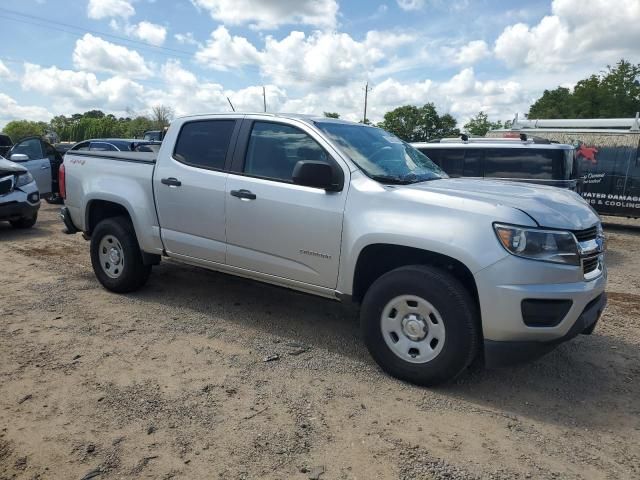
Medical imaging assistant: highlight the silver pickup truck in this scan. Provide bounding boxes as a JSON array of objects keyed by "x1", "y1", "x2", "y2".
[{"x1": 60, "y1": 113, "x2": 607, "y2": 385}]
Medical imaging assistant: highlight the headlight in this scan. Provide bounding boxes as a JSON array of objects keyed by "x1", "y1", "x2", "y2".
[
  {"x1": 15, "y1": 172, "x2": 34, "y2": 187},
  {"x1": 494, "y1": 223, "x2": 579, "y2": 266}
]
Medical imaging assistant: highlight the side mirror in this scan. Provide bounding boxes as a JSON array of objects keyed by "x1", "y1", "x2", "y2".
[
  {"x1": 10, "y1": 153, "x2": 29, "y2": 162},
  {"x1": 292, "y1": 160, "x2": 341, "y2": 191}
]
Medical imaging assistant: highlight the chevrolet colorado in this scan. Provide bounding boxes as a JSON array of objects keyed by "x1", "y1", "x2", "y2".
[{"x1": 59, "y1": 114, "x2": 607, "y2": 385}]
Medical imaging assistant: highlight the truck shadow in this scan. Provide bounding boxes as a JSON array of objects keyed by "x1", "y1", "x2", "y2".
[
  {"x1": 130, "y1": 259, "x2": 639, "y2": 431},
  {"x1": 0, "y1": 215, "x2": 61, "y2": 240}
]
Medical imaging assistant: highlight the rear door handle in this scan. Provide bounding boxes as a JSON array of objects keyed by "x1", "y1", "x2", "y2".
[
  {"x1": 161, "y1": 177, "x2": 181, "y2": 187},
  {"x1": 230, "y1": 189, "x2": 256, "y2": 200},
  {"x1": 41, "y1": 165, "x2": 50, "y2": 170}
]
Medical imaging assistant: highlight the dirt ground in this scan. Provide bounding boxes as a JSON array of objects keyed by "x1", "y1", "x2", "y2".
[{"x1": 1, "y1": 204, "x2": 639, "y2": 480}]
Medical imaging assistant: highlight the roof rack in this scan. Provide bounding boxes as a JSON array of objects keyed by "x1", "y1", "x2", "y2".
[{"x1": 509, "y1": 112, "x2": 640, "y2": 131}]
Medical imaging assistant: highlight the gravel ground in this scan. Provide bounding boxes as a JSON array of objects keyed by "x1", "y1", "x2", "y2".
[{"x1": 1, "y1": 204, "x2": 639, "y2": 480}]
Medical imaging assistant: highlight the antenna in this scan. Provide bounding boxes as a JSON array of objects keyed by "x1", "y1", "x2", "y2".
[{"x1": 226, "y1": 96, "x2": 235, "y2": 112}]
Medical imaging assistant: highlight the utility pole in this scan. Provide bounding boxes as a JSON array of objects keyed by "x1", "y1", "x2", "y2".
[
  {"x1": 263, "y1": 86, "x2": 267, "y2": 112},
  {"x1": 363, "y1": 82, "x2": 373, "y2": 124}
]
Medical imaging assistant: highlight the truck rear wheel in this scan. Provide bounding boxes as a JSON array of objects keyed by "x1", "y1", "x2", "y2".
[
  {"x1": 360, "y1": 265, "x2": 480, "y2": 386},
  {"x1": 90, "y1": 216, "x2": 151, "y2": 293}
]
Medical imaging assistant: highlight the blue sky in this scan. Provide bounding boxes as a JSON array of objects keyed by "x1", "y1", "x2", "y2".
[{"x1": 1, "y1": 0, "x2": 639, "y2": 129}]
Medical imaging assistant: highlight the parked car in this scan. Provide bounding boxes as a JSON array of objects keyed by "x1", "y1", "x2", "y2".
[
  {"x1": 142, "y1": 129, "x2": 166, "y2": 142},
  {"x1": 59, "y1": 114, "x2": 607, "y2": 386},
  {"x1": 488, "y1": 114, "x2": 640, "y2": 218},
  {"x1": 412, "y1": 136, "x2": 579, "y2": 190},
  {"x1": 0, "y1": 155, "x2": 40, "y2": 228},
  {"x1": 5, "y1": 136, "x2": 63, "y2": 203},
  {"x1": 0, "y1": 133, "x2": 13, "y2": 158},
  {"x1": 68, "y1": 138, "x2": 161, "y2": 153}
]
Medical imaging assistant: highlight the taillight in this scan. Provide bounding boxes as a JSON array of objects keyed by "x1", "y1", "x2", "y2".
[{"x1": 59, "y1": 163, "x2": 66, "y2": 199}]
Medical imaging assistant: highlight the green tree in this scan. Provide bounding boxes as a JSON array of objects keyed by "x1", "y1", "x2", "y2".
[
  {"x1": 323, "y1": 112, "x2": 340, "y2": 118},
  {"x1": 528, "y1": 59, "x2": 640, "y2": 118},
  {"x1": 2, "y1": 120, "x2": 48, "y2": 142},
  {"x1": 378, "y1": 103, "x2": 459, "y2": 142},
  {"x1": 463, "y1": 111, "x2": 504, "y2": 136},
  {"x1": 150, "y1": 105, "x2": 174, "y2": 129}
]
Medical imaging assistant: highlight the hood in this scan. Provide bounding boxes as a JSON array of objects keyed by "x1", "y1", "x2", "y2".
[
  {"x1": 404, "y1": 178, "x2": 599, "y2": 230},
  {"x1": 0, "y1": 156, "x2": 27, "y2": 176}
]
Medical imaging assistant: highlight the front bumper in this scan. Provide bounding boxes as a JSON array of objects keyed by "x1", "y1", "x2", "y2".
[
  {"x1": 484, "y1": 292, "x2": 607, "y2": 367},
  {"x1": 0, "y1": 188, "x2": 40, "y2": 221},
  {"x1": 474, "y1": 252, "x2": 607, "y2": 366}
]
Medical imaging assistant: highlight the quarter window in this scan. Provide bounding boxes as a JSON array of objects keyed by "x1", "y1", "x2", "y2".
[
  {"x1": 89, "y1": 142, "x2": 117, "y2": 152},
  {"x1": 244, "y1": 122, "x2": 328, "y2": 182},
  {"x1": 173, "y1": 120, "x2": 236, "y2": 170}
]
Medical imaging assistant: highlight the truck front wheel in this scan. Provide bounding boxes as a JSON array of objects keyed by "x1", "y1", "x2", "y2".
[
  {"x1": 90, "y1": 216, "x2": 151, "y2": 293},
  {"x1": 360, "y1": 265, "x2": 480, "y2": 386}
]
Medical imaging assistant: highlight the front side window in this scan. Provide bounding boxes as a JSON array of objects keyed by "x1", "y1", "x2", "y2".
[
  {"x1": 316, "y1": 122, "x2": 445, "y2": 184},
  {"x1": 244, "y1": 122, "x2": 328, "y2": 182},
  {"x1": 12, "y1": 138, "x2": 43, "y2": 160},
  {"x1": 173, "y1": 120, "x2": 236, "y2": 170}
]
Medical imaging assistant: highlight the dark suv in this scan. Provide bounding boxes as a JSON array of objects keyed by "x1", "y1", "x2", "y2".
[{"x1": 412, "y1": 137, "x2": 579, "y2": 190}]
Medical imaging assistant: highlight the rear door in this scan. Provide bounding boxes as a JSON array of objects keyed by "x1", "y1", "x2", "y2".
[
  {"x1": 154, "y1": 118, "x2": 240, "y2": 264},
  {"x1": 8, "y1": 137, "x2": 52, "y2": 194},
  {"x1": 224, "y1": 119, "x2": 347, "y2": 289}
]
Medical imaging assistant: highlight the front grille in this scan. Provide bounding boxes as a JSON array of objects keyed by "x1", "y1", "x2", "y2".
[
  {"x1": 583, "y1": 256, "x2": 599, "y2": 274},
  {"x1": 0, "y1": 176, "x2": 13, "y2": 196},
  {"x1": 573, "y1": 225, "x2": 598, "y2": 242}
]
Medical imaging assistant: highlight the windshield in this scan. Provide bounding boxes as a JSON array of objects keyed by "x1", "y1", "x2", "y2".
[{"x1": 315, "y1": 122, "x2": 447, "y2": 184}]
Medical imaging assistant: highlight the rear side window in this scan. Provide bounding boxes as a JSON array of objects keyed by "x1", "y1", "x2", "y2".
[
  {"x1": 72, "y1": 141, "x2": 90, "y2": 151},
  {"x1": 173, "y1": 120, "x2": 236, "y2": 170},
  {"x1": 484, "y1": 148, "x2": 564, "y2": 179},
  {"x1": 90, "y1": 142, "x2": 117, "y2": 152}
]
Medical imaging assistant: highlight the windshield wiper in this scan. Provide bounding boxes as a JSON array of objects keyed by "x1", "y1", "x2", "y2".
[
  {"x1": 370, "y1": 173, "x2": 439, "y2": 185},
  {"x1": 370, "y1": 174, "x2": 415, "y2": 185}
]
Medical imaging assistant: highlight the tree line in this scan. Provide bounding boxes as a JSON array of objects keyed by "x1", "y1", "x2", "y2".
[
  {"x1": 2, "y1": 105, "x2": 174, "y2": 144},
  {"x1": 3, "y1": 59, "x2": 638, "y2": 144}
]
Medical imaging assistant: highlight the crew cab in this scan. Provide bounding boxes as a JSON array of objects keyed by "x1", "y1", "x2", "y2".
[{"x1": 59, "y1": 113, "x2": 607, "y2": 385}]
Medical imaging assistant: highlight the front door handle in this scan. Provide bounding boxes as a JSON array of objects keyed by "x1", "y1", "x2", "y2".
[
  {"x1": 230, "y1": 189, "x2": 256, "y2": 200},
  {"x1": 41, "y1": 165, "x2": 50, "y2": 170},
  {"x1": 161, "y1": 177, "x2": 182, "y2": 187}
]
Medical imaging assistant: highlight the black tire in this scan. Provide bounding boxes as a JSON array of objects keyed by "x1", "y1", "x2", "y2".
[
  {"x1": 90, "y1": 216, "x2": 151, "y2": 293},
  {"x1": 10, "y1": 213, "x2": 37, "y2": 229},
  {"x1": 361, "y1": 265, "x2": 480, "y2": 386},
  {"x1": 45, "y1": 194, "x2": 64, "y2": 205}
]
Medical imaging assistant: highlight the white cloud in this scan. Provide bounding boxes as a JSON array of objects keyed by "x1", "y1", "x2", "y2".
[
  {"x1": 195, "y1": 28, "x2": 415, "y2": 88},
  {"x1": 0, "y1": 93, "x2": 51, "y2": 128},
  {"x1": 21, "y1": 63, "x2": 145, "y2": 113},
  {"x1": 126, "y1": 21, "x2": 167, "y2": 46},
  {"x1": 494, "y1": 0, "x2": 640, "y2": 71},
  {"x1": 396, "y1": 0, "x2": 425, "y2": 11},
  {"x1": 175, "y1": 32, "x2": 201, "y2": 47},
  {"x1": 190, "y1": 0, "x2": 338, "y2": 29},
  {"x1": 195, "y1": 26, "x2": 262, "y2": 71},
  {"x1": 0, "y1": 60, "x2": 10, "y2": 78},
  {"x1": 72, "y1": 34, "x2": 153, "y2": 78},
  {"x1": 453, "y1": 40, "x2": 490, "y2": 65},
  {"x1": 87, "y1": 0, "x2": 135, "y2": 19}
]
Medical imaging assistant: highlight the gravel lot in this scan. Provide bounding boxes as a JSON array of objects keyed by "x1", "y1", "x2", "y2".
[{"x1": 1, "y1": 203, "x2": 639, "y2": 480}]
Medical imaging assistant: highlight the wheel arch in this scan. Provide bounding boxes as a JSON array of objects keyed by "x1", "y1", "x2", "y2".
[{"x1": 351, "y1": 243, "x2": 480, "y2": 315}]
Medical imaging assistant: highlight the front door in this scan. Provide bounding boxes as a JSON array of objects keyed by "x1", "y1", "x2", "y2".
[
  {"x1": 154, "y1": 119, "x2": 239, "y2": 264},
  {"x1": 9, "y1": 137, "x2": 52, "y2": 194},
  {"x1": 225, "y1": 120, "x2": 347, "y2": 289}
]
